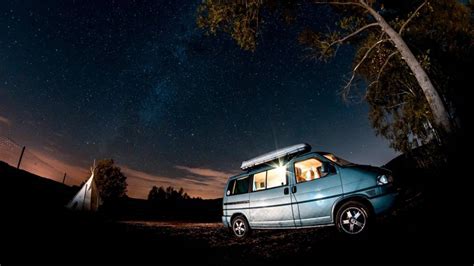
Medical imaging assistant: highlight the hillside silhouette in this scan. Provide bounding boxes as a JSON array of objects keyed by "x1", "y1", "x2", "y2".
[
  {"x1": 0, "y1": 160, "x2": 221, "y2": 221},
  {"x1": 0, "y1": 161, "x2": 77, "y2": 212}
]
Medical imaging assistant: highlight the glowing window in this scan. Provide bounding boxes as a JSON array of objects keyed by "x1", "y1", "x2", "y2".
[
  {"x1": 294, "y1": 158, "x2": 328, "y2": 183},
  {"x1": 266, "y1": 166, "x2": 287, "y2": 189},
  {"x1": 253, "y1": 172, "x2": 266, "y2": 191}
]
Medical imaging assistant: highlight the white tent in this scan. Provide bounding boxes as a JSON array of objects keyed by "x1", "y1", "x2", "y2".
[{"x1": 66, "y1": 165, "x2": 101, "y2": 211}]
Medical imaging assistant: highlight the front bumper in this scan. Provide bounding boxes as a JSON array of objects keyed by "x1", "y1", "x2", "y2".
[{"x1": 370, "y1": 190, "x2": 398, "y2": 215}]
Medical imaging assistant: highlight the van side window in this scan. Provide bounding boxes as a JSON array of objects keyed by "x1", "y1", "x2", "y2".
[
  {"x1": 227, "y1": 176, "x2": 250, "y2": 196},
  {"x1": 252, "y1": 166, "x2": 287, "y2": 191},
  {"x1": 267, "y1": 167, "x2": 287, "y2": 189},
  {"x1": 294, "y1": 158, "x2": 330, "y2": 183},
  {"x1": 253, "y1": 172, "x2": 266, "y2": 191}
]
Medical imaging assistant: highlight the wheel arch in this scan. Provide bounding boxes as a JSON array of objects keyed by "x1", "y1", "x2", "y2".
[
  {"x1": 230, "y1": 212, "x2": 249, "y2": 224},
  {"x1": 331, "y1": 195, "x2": 374, "y2": 222}
]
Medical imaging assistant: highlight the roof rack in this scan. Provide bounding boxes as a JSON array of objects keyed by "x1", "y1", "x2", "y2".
[{"x1": 240, "y1": 143, "x2": 311, "y2": 171}]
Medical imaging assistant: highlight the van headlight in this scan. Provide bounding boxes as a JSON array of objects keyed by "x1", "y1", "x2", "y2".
[{"x1": 377, "y1": 174, "x2": 392, "y2": 185}]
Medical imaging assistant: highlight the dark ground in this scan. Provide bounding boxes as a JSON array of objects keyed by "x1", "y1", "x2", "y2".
[
  {"x1": 0, "y1": 142, "x2": 471, "y2": 264},
  {"x1": 1, "y1": 198, "x2": 469, "y2": 264}
]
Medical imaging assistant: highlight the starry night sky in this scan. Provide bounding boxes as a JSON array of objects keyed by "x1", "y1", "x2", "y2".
[{"x1": 0, "y1": 0, "x2": 398, "y2": 198}]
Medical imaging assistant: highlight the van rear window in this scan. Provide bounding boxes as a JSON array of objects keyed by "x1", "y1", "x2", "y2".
[{"x1": 227, "y1": 176, "x2": 250, "y2": 196}]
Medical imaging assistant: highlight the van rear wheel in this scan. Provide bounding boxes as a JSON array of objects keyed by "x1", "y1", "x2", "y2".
[
  {"x1": 336, "y1": 201, "x2": 370, "y2": 235},
  {"x1": 231, "y1": 215, "x2": 250, "y2": 238}
]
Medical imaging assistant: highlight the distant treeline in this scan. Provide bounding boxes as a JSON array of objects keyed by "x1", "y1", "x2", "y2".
[
  {"x1": 147, "y1": 186, "x2": 194, "y2": 202},
  {"x1": 100, "y1": 186, "x2": 222, "y2": 222},
  {"x1": 144, "y1": 186, "x2": 221, "y2": 221},
  {"x1": 101, "y1": 197, "x2": 222, "y2": 222}
]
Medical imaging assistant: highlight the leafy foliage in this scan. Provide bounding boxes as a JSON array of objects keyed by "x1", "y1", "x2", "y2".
[
  {"x1": 95, "y1": 159, "x2": 128, "y2": 202},
  {"x1": 361, "y1": 0, "x2": 473, "y2": 152},
  {"x1": 197, "y1": 0, "x2": 472, "y2": 154},
  {"x1": 197, "y1": 0, "x2": 263, "y2": 51}
]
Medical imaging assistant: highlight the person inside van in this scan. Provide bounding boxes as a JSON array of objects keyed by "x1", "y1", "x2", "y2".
[
  {"x1": 305, "y1": 168, "x2": 315, "y2": 181},
  {"x1": 312, "y1": 165, "x2": 322, "y2": 179},
  {"x1": 304, "y1": 165, "x2": 325, "y2": 181},
  {"x1": 295, "y1": 167, "x2": 305, "y2": 183}
]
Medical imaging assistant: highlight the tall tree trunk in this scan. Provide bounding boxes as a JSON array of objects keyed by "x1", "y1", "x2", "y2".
[{"x1": 361, "y1": 1, "x2": 452, "y2": 132}]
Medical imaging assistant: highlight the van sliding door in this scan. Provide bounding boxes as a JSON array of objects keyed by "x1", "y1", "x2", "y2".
[{"x1": 248, "y1": 167, "x2": 296, "y2": 228}]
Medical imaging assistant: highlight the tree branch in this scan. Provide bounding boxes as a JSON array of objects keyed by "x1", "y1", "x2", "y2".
[
  {"x1": 377, "y1": 51, "x2": 399, "y2": 80},
  {"x1": 399, "y1": 79, "x2": 417, "y2": 97},
  {"x1": 399, "y1": 1, "x2": 428, "y2": 35},
  {"x1": 387, "y1": 102, "x2": 407, "y2": 109},
  {"x1": 322, "y1": 23, "x2": 380, "y2": 56},
  {"x1": 311, "y1": 1, "x2": 379, "y2": 59},
  {"x1": 367, "y1": 50, "x2": 399, "y2": 90},
  {"x1": 314, "y1": 1, "x2": 365, "y2": 9},
  {"x1": 341, "y1": 37, "x2": 389, "y2": 101}
]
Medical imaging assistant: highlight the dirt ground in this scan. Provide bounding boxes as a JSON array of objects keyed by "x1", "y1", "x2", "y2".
[
  {"x1": 2, "y1": 193, "x2": 469, "y2": 263},
  {"x1": 114, "y1": 219, "x2": 345, "y2": 262},
  {"x1": 118, "y1": 220, "x2": 336, "y2": 257},
  {"x1": 101, "y1": 193, "x2": 467, "y2": 264},
  {"x1": 110, "y1": 215, "x2": 424, "y2": 263}
]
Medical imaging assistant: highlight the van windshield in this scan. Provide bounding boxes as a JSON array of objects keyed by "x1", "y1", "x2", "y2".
[{"x1": 320, "y1": 153, "x2": 354, "y2": 166}]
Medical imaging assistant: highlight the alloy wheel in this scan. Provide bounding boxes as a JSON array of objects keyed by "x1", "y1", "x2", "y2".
[
  {"x1": 233, "y1": 219, "x2": 246, "y2": 237},
  {"x1": 339, "y1": 206, "x2": 367, "y2": 234}
]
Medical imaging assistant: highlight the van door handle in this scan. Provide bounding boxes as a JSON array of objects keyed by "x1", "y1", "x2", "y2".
[
  {"x1": 292, "y1": 186, "x2": 297, "y2": 193},
  {"x1": 284, "y1": 187, "x2": 289, "y2": 195}
]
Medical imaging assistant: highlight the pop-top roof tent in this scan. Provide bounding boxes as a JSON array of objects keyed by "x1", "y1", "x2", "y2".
[
  {"x1": 66, "y1": 164, "x2": 101, "y2": 211},
  {"x1": 240, "y1": 143, "x2": 311, "y2": 171}
]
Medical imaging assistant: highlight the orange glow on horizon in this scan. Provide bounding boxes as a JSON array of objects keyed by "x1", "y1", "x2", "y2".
[{"x1": 0, "y1": 148, "x2": 226, "y2": 199}]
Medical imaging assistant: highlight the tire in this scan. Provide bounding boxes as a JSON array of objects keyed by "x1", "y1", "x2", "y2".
[
  {"x1": 231, "y1": 215, "x2": 251, "y2": 238},
  {"x1": 336, "y1": 201, "x2": 371, "y2": 236}
]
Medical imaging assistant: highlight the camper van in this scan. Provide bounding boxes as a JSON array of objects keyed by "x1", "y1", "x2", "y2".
[{"x1": 222, "y1": 143, "x2": 397, "y2": 237}]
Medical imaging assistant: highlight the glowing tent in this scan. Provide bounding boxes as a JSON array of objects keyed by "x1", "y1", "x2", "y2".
[{"x1": 66, "y1": 165, "x2": 101, "y2": 211}]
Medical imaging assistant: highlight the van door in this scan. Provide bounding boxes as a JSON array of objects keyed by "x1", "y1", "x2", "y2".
[
  {"x1": 291, "y1": 156, "x2": 342, "y2": 226},
  {"x1": 248, "y1": 166, "x2": 296, "y2": 228}
]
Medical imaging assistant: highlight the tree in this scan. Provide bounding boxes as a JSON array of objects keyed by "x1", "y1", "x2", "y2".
[
  {"x1": 148, "y1": 185, "x2": 167, "y2": 201},
  {"x1": 148, "y1": 186, "x2": 159, "y2": 201},
  {"x1": 95, "y1": 159, "x2": 128, "y2": 202},
  {"x1": 157, "y1": 186, "x2": 166, "y2": 200},
  {"x1": 196, "y1": 0, "x2": 468, "y2": 149},
  {"x1": 358, "y1": 0, "x2": 473, "y2": 152}
]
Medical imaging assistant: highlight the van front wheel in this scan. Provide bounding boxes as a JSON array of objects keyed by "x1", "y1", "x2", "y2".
[
  {"x1": 336, "y1": 201, "x2": 370, "y2": 235},
  {"x1": 231, "y1": 215, "x2": 250, "y2": 238}
]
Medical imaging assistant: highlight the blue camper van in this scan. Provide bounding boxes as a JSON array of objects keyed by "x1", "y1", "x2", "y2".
[{"x1": 222, "y1": 143, "x2": 397, "y2": 237}]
